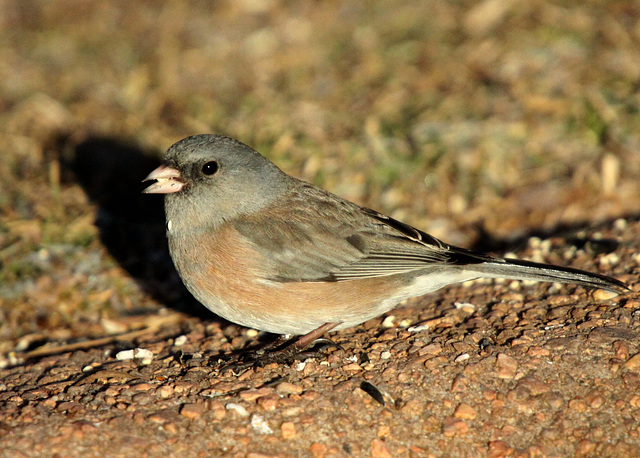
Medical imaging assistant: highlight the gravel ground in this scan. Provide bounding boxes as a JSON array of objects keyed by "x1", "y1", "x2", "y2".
[
  {"x1": 2, "y1": 1, "x2": 640, "y2": 456},
  {"x1": 1, "y1": 218, "x2": 638, "y2": 457}
]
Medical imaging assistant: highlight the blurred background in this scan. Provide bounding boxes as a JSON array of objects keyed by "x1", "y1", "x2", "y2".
[{"x1": 1, "y1": 0, "x2": 639, "y2": 345}]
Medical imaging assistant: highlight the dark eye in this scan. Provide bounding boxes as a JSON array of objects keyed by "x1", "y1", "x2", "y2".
[{"x1": 201, "y1": 161, "x2": 219, "y2": 176}]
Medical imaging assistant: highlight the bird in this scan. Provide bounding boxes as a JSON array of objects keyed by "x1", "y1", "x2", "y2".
[{"x1": 143, "y1": 134, "x2": 628, "y2": 352}]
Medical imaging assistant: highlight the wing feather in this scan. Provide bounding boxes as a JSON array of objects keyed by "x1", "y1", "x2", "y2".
[{"x1": 231, "y1": 182, "x2": 488, "y2": 282}]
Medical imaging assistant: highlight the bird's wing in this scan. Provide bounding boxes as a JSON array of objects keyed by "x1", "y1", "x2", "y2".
[{"x1": 232, "y1": 184, "x2": 490, "y2": 282}]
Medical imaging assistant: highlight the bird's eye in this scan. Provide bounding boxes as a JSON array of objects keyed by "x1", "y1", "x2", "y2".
[{"x1": 201, "y1": 161, "x2": 219, "y2": 176}]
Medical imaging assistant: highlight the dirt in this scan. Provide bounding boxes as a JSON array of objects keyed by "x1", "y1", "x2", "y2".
[{"x1": 1, "y1": 220, "x2": 639, "y2": 457}]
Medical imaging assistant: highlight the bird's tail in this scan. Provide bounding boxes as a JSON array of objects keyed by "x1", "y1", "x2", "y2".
[{"x1": 467, "y1": 256, "x2": 628, "y2": 294}]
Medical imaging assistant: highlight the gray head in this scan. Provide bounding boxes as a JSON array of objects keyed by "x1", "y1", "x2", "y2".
[{"x1": 143, "y1": 134, "x2": 292, "y2": 232}]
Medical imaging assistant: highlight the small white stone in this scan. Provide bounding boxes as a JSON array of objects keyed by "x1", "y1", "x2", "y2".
[
  {"x1": 455, "y1": 353, "x2": 470, "y2": 363},
  {"x1": 614, "y1": 218, "x2": 627, "y2": 231},
  {"x1": 380, "y1": 351, "x2": 392, "y2": 360},
  {"x1": 599, "y1": 252, "x2": 620, "y2": 268},
  {"x1": 250, "y1": 414, "x2": 273, "y2": 435},
  {"x1": 407, "y1": 325, "x2": 430, "y2": 333},
  {"x1": 116, "y1": 350, "x2": 134, "y2": 360},
  {"x1": 528, "y1": 237, "x2": 541, "y2": 249},
  {"x1": 115, "y1": 348, "x2": 153, "y2": 363},
  {"x1": 454, "y1": 302, "x2": 476, "y2": 311},
  {"x1": 174, "y1": 335, "x2": 188, "y2": 346},
  {"x1": 382, "y1": 315, "x2": 396, "y2": 328},
  {"x1": 563, "y1": 246, "x2": 577, "y2": 260},
  {"x1": 225, "y1": 403, "x2": 250, "y2": 418},
  {"x1": 593, "y1": 289, "x2": 620, "y2": 301},
  {"x1": 548, "y1": 283, "x2": 562, "y2": 294}
]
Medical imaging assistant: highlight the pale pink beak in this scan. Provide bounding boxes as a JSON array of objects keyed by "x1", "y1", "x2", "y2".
[{"x1": 142, "y1": 164, "x2": 185, "y2": 194}]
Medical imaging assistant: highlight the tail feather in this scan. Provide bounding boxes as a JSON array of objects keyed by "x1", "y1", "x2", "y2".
[{"x1": 469, "y1": 257, "x2": 628, "y2": 294}]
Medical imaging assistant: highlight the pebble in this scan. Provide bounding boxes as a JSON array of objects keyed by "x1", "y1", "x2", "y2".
[
  {"x1": 281, "y1": 406, "x2": 304, "y2": 417},
  {"x1": 342, "y1": 362, "x2": 362, "y2": 372},
  {"x1": 424, "y1": 356, "x2": 448, "y2": 370},
  {"x1": 451, "y1": 374, "x2": 468, "y2": 393},
  {"x1": 419, "y1": 343, "x2": 442, "y2": 356},
  {"x1": 541, "y1": 392, "x2": 565, "y2": 409},
  {"x1": 115, "y1": 348, "x2": 153, "y2": 365},
  {"x1": 209, "y1": 401, "x2": 226, "y2": 420},
  {"x1": 613, "y1": 341, "x2": 630, "y2": 361},
  {"x1": 589, "y1": 395, "x2": 605, "y2": 409},
  {"x1": 130, "y1": 383, "x2": 154, "y2": 392},
  {"x1": 592, "y1": 289, "x2": 620, "y2": 301},
  {"x1": 406, "y1": 324, "x2": 430, "y2": 333},
  {"x1": 399, "y1": 399, "x2": 423, "y2": 416},
  {"x1": 310, "y1": 442, "x2": 328, "y2": 457},
  {"x1": 453, "y1": 403, "x2": 476, "y2": 420},
  {"x1": 132, "y1": 393, "x2": 153, "y2": 405},
  {"x1": 516, "y1": 375, "x2": 550, "y2": 396},
  {"x1": 370, "y1": 438, "x2": 394, "y2": 458},
  {"x1": 527, "y1": 346, "x2": 550, "y2": 357},
  {"x1": 156, "y1": 385, "x2": 174, "y2": 399},
  {"x1": 454, "y1": 302, "x2": 476, "y2": 312},
  {"x1": 377, "y1": 425, "x2": 391, "y2": 438},
  {"x1": 487, "y1": 440, "x2": 514, "y2": 458},
  {"x1": 226, "y1": 403, "x2": 250, "y2": 418},
  {"x1": 173, "y1": 381, "x2": 198, "y2": 394},
  {"x1": 496, "y1": 354, "x2": 518, "y2": 379},
  {"x1": 576, "y1": 440, "x2": 596, "y2": 455},
  {"x1": 381, "y1": 316, "x2": 396, "y2": 328},
  {"x1": 614, "y1": 218, "x2": 627, "y2": 231},
  {"x1": 454, "y1": 353, "x2": 470, "y2": 363},
  {"x1": 257, "y1": 395, "x2": 278, "y2": 411},
  {"x1": 276, "y1": 382, "x2": 303, "y2": 395},
  {"x1": 624, "y1": 353, "x2": 640, "y2": 372},
  {"x1": 173, "y1": 335, "x2": 188, "y2": 346},
  {"x1": 180, "y1": 403, "x2": 203, "y2": 419},
  {"x1": 281, "y1": 421, "x2": 296, "y2": 439},
  {"x1": 568, "y1": 397, "x2": 587, "y2": 412},
  {"x1": 239, "y1": 388, "x2": 275, "y2": 402},
  {"x1": 147, "y1": 410, "x2": 177, "y2": 424},
  {"x1": 250, "y1": 414, "x2": 273, "y2": 435},
  {"x1": 598, "y1": 252, "x2": 620, "y2": 268},
  {"x1": 442, "y1": 417, "x2": 469, "y2": 436}
]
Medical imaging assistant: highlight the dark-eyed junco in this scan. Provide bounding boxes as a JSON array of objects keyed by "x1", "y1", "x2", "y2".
[{"x1": 143, "y1": 134, "x2": 628, "y2": 348}]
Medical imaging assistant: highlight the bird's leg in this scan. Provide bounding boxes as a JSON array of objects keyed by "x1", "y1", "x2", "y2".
[
  {"x1": 292, "y1": 322, "x2": 341, "y2": 350},
  {"x1": 256, "y1": 322, "x2": 342, "y2": 365},
  {"x1": 221, "y1": 322, "x2": 342, "y2": 372}
]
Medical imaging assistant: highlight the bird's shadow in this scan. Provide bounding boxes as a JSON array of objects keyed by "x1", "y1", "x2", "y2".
[{"x1": 58, "y1": 134, "x2": 212, "y2": 319}]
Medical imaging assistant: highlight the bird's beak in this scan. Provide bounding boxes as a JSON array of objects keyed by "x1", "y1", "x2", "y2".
[{"x1": 142, "y1": 163, "x2": 185, "y2": 194}]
